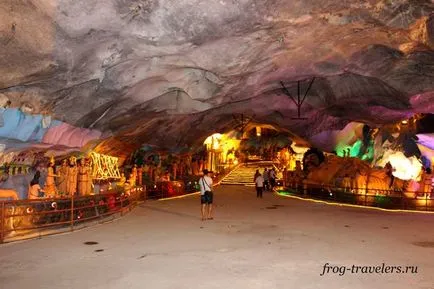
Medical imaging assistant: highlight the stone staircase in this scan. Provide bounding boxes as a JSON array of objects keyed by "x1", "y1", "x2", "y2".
[{"x1": 220, "y1": 161, "x2": 275, "y2": 186}]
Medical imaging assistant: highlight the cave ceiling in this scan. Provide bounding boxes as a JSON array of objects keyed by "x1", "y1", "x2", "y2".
[{"x1": 0, "y1": 0, "x2": 433, "y2": 153}]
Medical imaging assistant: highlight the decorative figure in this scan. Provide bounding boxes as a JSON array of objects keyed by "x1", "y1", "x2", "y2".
[
  {"x1": 87, "y1": 160, "x2": 93, "y2": 195},
  {"x1": 149, "y1": 164, "x2": 155, "y2": 182},
  {"x1": 192, "y1": 159, "x2": 198, "y2": 176},
  {"x1": 128, "y1": 172, "x2": 136, "y2": 187},
  {"x1": 117, "y1": 173, "x2": 126, "y2": 187},
  {"x1": 172, "y1": 161, "x2": 178, "y2": 180},
  {"x1": 294, "y1": 161, "x2": 303, "y2": 189},
  {"x1": 420, "y1": 167, "x2": 432, "y2": 198},
  {"x1": 66, "y1": 156, "x2": 78, "y2": 196},
  {"x1": 160, "y1": 171, "x2": 170, "y2": 182},
  {"x1": 130, "y1": 164, "x2": 137, "y2": 187},
  {"x1": 179, "y1": 159, "x2": 184, "y2": 178},
  {"x1": 0, "y1": 189, "x2": 19, "y2": 200},
  {"x1": 342, "y1": 174, "x2": 351, "y2": 192},
  {"x1": 57, "y1": 160, "x2": 68, "y2": 195},
  {"x1": 137, "y1": 165, "x2": 143, "y2": 186},
  {"x1": 28, "y1": 171, "x2": 44, "y2": 199},
  {"x1": 78, "y1": 159, "x2": 90, "y2": 196},
  {"x1": 199, "y1": 159, "x2": 204, "y2": 173},
  {"x1": 143, "y1": 161, "x2": 150, "y2": 178},
  {"x1": 44, "y1": 158, "x2": 58, "y2": 197}
]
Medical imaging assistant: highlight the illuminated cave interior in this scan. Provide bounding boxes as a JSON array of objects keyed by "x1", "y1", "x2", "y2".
[{"x1": 0, "y1": 0, "x2": 433, "y2": 200}]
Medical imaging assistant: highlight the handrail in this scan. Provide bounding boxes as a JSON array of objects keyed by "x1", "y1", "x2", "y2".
[
  {"x1": 279, "y1": 182, "x2": 434, "y2": 211},
  {"x1": 0, "y1": 179, "x2": 202, "y2": 243}
]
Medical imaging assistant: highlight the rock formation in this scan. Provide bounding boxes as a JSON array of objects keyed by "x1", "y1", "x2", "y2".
[{"x1": 0, "y1": 0, "x2": 432, "y2": 155}]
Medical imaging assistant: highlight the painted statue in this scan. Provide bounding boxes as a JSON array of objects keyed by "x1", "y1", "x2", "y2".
[
  {"x1": 78, "y1": 159, "x2": 91, "y2": 196},
  {"x1": 117, "y1": 173, "x2": 126, "y2": 187},
  {"x1": 137, "y1": 165, "x2": 143, "y2": 186},
  {"x1": 57, "y1": 160, "x2": 68, "y2": 195},
  {"x1": 172, "y1": 162, "x2": 178, "y2": 180},
  {"x1": 87, "y1": 161, "x2": 93, "y2": 195},
  {"x1": 44, "y1": 161, "x2": 58, "y2": 197},
  {"x1": 66, "y1": 157, "x2": 78, "y2": 196},
  {"x1": 130, "y1": 165, "x2": 137, "y2": 187},
  {"x1": 0, "y1": 189, "x2": 19, "y2": 200}
]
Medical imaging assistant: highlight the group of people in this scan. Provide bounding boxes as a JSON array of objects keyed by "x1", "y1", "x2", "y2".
[{"x1": 253, "y1": 167, "x2": 277, "y2": 198}]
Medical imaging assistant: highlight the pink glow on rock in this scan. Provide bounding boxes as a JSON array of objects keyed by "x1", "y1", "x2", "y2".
[
  {"x1": 410, "y1": 91, "x2": 434, "y2": 113},
  {"x1": 42, "y1": 123, "x2": 102, "y2": 148}
]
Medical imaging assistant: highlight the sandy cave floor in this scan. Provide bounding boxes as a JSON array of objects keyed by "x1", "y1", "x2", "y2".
[{"x1": 0, "y1": 185, "x2": 434, "y2": 289}]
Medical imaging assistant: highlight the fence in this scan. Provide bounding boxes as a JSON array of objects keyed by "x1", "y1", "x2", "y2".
[
  {"x1": 279, "y1": 183, "x2": 434, "y2": 211},
  {"x1": 0, "y1": 167, "x2": 238, "y2": 243},
  {"x1": 0, "y1": 186, "x2": 148, "y2": 243},
  {"x1": 0, "y1": 179, "x2": 201, "y2": 244}
]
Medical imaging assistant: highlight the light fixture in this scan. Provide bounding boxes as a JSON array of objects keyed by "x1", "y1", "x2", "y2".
[
  {"x1": 256, "y1": 127, "x2": 261, "y2": 137},
  {"x1": 401, "y1": 120, "x2": 408, "y2": 125},
  {"x1": 90, "y1": 151, "x2": 121, "y2": 180}
]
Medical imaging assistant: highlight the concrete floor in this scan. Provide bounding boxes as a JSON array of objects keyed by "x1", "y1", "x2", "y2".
[{"x1": 1, "y1": 185, "x2": 434, "y2": 289}]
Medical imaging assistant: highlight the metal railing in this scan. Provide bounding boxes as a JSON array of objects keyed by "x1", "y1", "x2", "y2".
[
  {"x1": 0, "y1": 166, "x2": 240, "y2": 243},
  {"x1": 279, "y1": 182, "x2": 434, "y2": 211},
  {"x1": 0, "y1": 186, "x2": 147, "y2": 243},
  {"x1": 0, "y1": 177, "x2": 209, "y2": 244}
]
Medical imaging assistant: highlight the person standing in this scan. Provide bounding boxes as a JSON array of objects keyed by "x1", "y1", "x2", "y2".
[
  {"x1": 253, "y1": 169, "x2": 260, "y2": 182},
  {"x1": 199, "y1": 169, "x2": 213, "y2": 221},
  {"x1": 269, "y1": 168, "x2": 276, "y2": 190},
  {"x1": 255, "y1": 173, "x2": 264, "y2": 198},
  {"x1": 263, "y1": 168, "x2": 269, "y2": 191}
]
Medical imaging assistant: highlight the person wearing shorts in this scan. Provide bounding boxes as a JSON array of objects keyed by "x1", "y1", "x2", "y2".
[
  {"x1": 255, "y1": 173, "x2": 264, "y2": 198},
  {"x1": 199, "y1": 169, "x2": 213, "y2": 221}
]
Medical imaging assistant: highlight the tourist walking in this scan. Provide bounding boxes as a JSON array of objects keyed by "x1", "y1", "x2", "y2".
[
  {"x1": 199, "y1": 169, "x2": 213, "y2": 221},
  {"x1": 255, "y1": 173, "x2": 264, "y2": 198}
]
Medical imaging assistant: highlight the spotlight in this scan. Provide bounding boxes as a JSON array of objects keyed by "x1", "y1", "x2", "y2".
[{"x1": 401, "y1": 120, "x2": 408, "y2": 125}]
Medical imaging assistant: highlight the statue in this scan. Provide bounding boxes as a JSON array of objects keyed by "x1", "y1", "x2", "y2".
[
  {"x1": 172, "y1": 161, "x2": 178, "y2": 180},
  {"x1": 179, "y1": 159, "x2": 184, "y2": 178},
  {"x1": 66, "y1": 156, "x2": 78, "y2": 196},
  {"x1": 78, "y1": 159, "x2": 90, "y2": 196},
  {"x1": 117, "y1": 173, "x2": 126, "y2": 187},
  {"x1": 137, "y1": 165, "x2": 143, "y2": 186},
  {"x1": 160, "y1": 171, "x2": 170, "y2": 182},
  {"x1": 143, "y1": 162, "x2": 150, "y2": 178},
  {"x1": 44, "y1": 159, "x2": 58, "y2": 197},
  {"x1": 28, "y1": 172, "x2": 44, "y2": 199},
  {"x1": 192, "y1": 159, "x2": 198, "y2": 175},
  {"x1": 199, "y1": 159, "x2": 204, "y2": 173},
  {"x1": 130, "y1": 164, "x2": 137, "y2": 187},
  {"x1": 0, "y1": 189, "x2": 19, "y2": 200},
  {"x1": 87, "y1": 160, "x2": 93, "y2": 194},
  {"x1": 57, "y1": 159, "x2": 68, "y2": 195}
]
